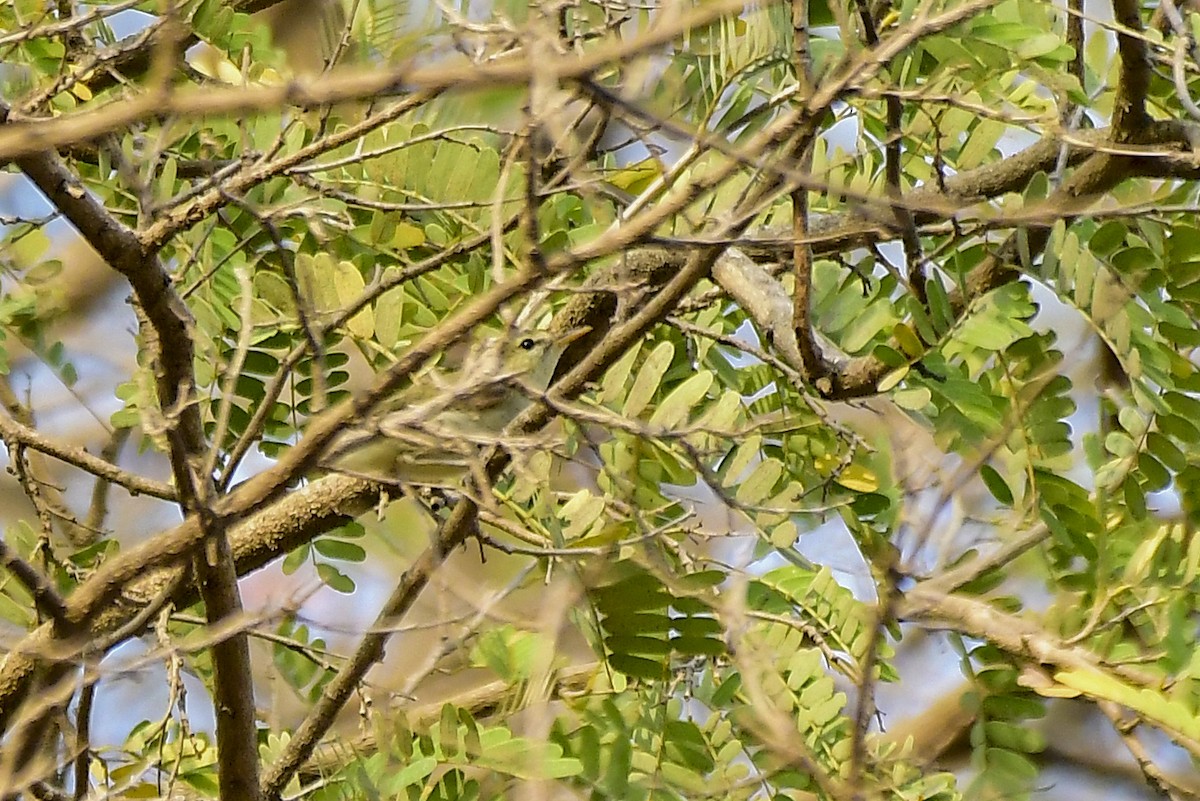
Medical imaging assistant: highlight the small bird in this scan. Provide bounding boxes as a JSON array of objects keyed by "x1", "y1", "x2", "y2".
[{"x1": 327, "y1": 325, "x2": 587, "y2": 487}]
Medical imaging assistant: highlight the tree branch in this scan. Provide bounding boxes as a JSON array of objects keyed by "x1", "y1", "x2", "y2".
[
  {"x1": 0, "y1": 412, "x2": 175, "y2": 502},
  {"x1": 0, "y1": 474, "x2": 379, "y2": 735},
  {"x1": 1111, "y1": 0, "x2": 1151, "y2": 139},
  {"x1": 0, "y1": 0, "x2": 749, "y2": 163},
  {"x1": 901, "y1": 587, "x2": 1200, "y2": 761}
]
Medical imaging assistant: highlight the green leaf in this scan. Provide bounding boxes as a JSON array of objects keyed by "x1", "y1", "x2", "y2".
[
  {"x1": 649, "y1": 370, "x2": 713, "y2": 427},
  {"x1": 609, "y1": 653, "x2": 667, "y2": 680},
  {"x1": 315, "y1": 563, "x2": 355, "y2": 593},
  {"x1": 980, "y1": 465, "x2": 1014, "y2": 505},
  {"x1": 926, "y1": 276, "x2": 955, "y2": 334},
  {"x1": 722, "y1": 433, "x2": 763, "y2": 485},
  {"x1": 734, "y1": 458, "x2": 783, "y2": 505},
  {"x1": 606, "y1": 635, "x2": 671, "y2": 656},
  {"x1": 313, "y1": 539, "x2": 367, "y2": 562},
  {"x1": 600, "y1": 343, "x2": 642, "y2": 406},
  {"x1": 958, "y1": 117, "x2": 1005, "y2": 168},
  {"x1": 1089, "y1": 221, "x2": 1128, "y2": 256},
  {"x1": 282, "y1": 544, "x2": 309, "y2": 574},
  {"x1": 623, "y1": 341, "x2": 674, "y2": 418},
  {"x1": 771, "y1": 520, "x2": 799, "y2": 548},
  {"x1": 393, "y1": 755, "x2": 438, "y2": 788},
  {"x1": 1104, "y1": 431, "x2": 1136, "y2": 458},
  {"x1": 1138, "y1": 452, "x2": 1171, "y2": 490},
  {"x1": 1147, "y1": 432, "x2": 1186, "y2": 472}
]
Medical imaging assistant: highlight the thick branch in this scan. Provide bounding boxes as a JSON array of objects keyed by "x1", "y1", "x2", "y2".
[
  {"x1": 2, "y1": 108, "x2": 205, "y2": 485},
  {"x1": 193, "y1": 509, "x2": 263, "y2": 801},
  {"x1": 0, "y1": 475, "x2": 378, "y2": 735},
  {"x1": 0, "y1": 68, "x2": 822, "y2": 738},
  {"x1": 0, "y1": 99, "x2": 210, "y2": 767},
  {"x1": 901, "y1": 587, "x2": 1200, "y2": 761},
  {"x1": 1111, "y1": 0, "x2": 1151, "y2": 138},
  {"x1": 261, "y1": 238, "x2": 736, "y2": 795}
]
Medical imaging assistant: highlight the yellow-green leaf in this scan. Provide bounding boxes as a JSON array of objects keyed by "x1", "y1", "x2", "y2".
[
  {"x1": 722, "y1": 434, "x2": 762, "y2": 486},
  {"x1": 601, "y1": 344, "x2": 642, "y2": 406},
  {"x1": 771, "y1": 520, "x2": 798, "y2": 548},
  {"x1": 650, "y1": 370, "x2": 713, "y2": 428},
  {"x1": 607, "y1": 157, "x2": 663, "y2": 194},
  {"x1": 332, "y1": 260, "x2": 373, "y2": 338},
  {"x1": 877, "y1": 365, "x2": 909, "y2": 392},
  {"x1": 735, "y1": 458, "x2": 783, "y2": 505},
  {"x1": 375, "y1": 286, "x2": 405, "y2": 350},
  {"x1": 392, "y1": 221, "x2": 426, "y2": 249},
  {"x1": 836, "y1": 464, "x2": 878, "y2": 492},
  {"x1": 623, "y1": 341, "x2": 674, "y2": 419}
]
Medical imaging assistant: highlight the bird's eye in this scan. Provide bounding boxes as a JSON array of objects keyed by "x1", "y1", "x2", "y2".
[{"x1": 520, "y1": 337, "x2": 536, "y2": 350}]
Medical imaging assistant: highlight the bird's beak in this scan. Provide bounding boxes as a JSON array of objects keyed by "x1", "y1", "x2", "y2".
[
  {"x1": 546, "y1": 326, "x2": 592, "y2": 386},
  {"x1": 555, "y1": 325, "x2": 592, "y2": 347}
]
